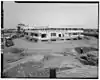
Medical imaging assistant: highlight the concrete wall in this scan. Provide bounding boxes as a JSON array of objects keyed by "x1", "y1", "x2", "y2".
[{"x1": 24, "y1": 29, "x2": 84, "y2": 41}]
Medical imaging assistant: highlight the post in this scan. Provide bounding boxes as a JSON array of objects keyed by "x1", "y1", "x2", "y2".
[
  {"x1": 80, "y1": 48, "x2": 83, "y2": 54},
  {"x1": 50, "y1": 68, "x2": 56, "y2": 78}
]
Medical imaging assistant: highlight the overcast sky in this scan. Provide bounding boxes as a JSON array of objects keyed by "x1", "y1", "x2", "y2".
[{"x1": 4, "y1": 1, "x2": 98, "y2": 29}]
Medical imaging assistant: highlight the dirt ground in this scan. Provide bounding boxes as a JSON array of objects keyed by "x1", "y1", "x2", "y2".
[
  {"x1": 3, "y1": 37, "x2": 98, "y2": 78},
  {"x1": 12, "y1": 37, "x2": 97, "y2": 52}
]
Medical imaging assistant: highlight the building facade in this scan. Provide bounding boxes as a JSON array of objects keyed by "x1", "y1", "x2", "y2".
[{"x1": 24, "y1": 27, "x2": 84, "y2": 42}]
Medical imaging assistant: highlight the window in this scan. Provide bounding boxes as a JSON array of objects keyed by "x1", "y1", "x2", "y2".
[
  {"x1": 41, "y1": 34, "x2": 47, "y2": 38},
  {"x1": 73, "y1": 28, "x2": 77, "y2": 30},
  {"x1": 34, "y1": 33, "x2": 38, "y2": 36},
  {"x1": 51, "y1": 33, "x2": 56, "y2": 36},
  {"x1": 66, "y1": 28, "x2": 68, "y2": 30},
  {"x1": 30, "y1": 33, "x2": 38, "y2": 36},
  {"x1": 59, "y1": 34, "x2": 61, "y2": 37},
  {"x1": 57, "y1": 28, "x2": 60, "y2": 30},
  {"x1": 73, "y1": 33, "x2": 77, "y2": 35},
  {"x1": 62, "y1": 28, "x2": 64, "y2": 30}
]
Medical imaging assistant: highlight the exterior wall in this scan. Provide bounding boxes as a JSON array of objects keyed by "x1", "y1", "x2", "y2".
[
  {"x1": 25, "y1": 30, "x2": 40, "y2": 40},
  {"x1": 24, "y1": 28, "x2": 84, "y2": 41},
  {"x1": 39, "y1": 30, "x2": 49, "y2": 40},
  {"x1": 39, "y1": 30, "x2": 65, "y2": 40}
]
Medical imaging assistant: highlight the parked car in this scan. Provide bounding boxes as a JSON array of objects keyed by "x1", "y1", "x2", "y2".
[
  {"x1": 11, "y1": 34, "x2": 18, "y2": 39},
  {"x1": 19, "y1": 34, "x2": 24, "y2": 37},
  {"x1": 5, "y1": 38, "x2": 14, "y2": 47}
]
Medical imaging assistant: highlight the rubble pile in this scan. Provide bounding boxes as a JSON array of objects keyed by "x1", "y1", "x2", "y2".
[
  {"x1": 77, "y1": 51, "x2": 98, "y2": 66},
  {"x1": 75, "y1": 47, "x2": 98, "y2": 66}
]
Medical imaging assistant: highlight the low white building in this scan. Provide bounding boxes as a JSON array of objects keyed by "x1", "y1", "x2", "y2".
[{"x1": 24, "y1": 27, "x2": 84, "y2": 42}]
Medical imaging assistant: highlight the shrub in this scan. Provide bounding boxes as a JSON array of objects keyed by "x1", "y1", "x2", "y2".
[{"x1": 77, "y1": 51, "x2": 98, "y2": 66}]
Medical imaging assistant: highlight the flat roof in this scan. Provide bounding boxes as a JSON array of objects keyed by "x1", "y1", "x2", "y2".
[{"x1": 24, "y1": 28, "x2": 83, "y2": 30}]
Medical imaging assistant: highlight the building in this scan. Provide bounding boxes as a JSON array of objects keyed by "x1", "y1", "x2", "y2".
[{"x1": 23, "y1": 26, "x2": 84, "y2": 42}]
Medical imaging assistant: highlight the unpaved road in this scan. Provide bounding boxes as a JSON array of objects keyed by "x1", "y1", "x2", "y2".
[
  {"x1": 12, "y1": 38, "x2": 97, "y2": 52},
  {"x1": 3, "y1": 37, "x2": 98, "y2": 78}
]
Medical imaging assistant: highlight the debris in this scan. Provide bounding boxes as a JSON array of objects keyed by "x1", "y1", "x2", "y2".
[
  {"x1": 75, "y1": 47, "x2": 98, "y2": 54},
  {"x1": 77, "y1": 51, "x2": 98, "y2": 66}
]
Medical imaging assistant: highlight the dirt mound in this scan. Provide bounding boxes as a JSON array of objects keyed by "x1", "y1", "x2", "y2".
[
  {"x1": 76, "y1": 51, "x2": 98, "y2": 66},
  {"x1": 3, "y1": 48, "x2": 27, "y2": 64},
  {"x1": 75, "y1": 47, "x2": 98, "y2": 54},
  {"x1": 3, "y1": 61, "x2": 49, "y2": 78},
  {"x1": 86, "y1": 51, "x2": 98, "y2": 56}
]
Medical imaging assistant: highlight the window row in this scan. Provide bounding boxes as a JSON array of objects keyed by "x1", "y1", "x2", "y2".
[
  {"x1": 25, "y1": 28, "x2": 83, "y2": 30},
  {"x1": 25, "y1": 32, "x2": 83, "y2": 37}
]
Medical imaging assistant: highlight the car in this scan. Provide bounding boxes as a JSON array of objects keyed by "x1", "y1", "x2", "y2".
[
  {"x1": 19, "y1": 34, "x2": 24, "y2": 37},
  {"x1": 11, "y1": 34, "x2": 18, "y2": 39},
  {"x1": 5, "y1": 39, "x2": 14, "y2": 47}
]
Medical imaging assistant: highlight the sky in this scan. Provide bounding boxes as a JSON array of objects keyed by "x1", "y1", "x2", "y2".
[{"x1": 4, "y1": 1, "x2": 98, "y2": 29}]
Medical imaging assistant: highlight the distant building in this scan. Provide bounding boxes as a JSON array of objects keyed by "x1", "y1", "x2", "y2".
[{"x1": 24, "y1": 26, "x2": 84, "y2": 42}]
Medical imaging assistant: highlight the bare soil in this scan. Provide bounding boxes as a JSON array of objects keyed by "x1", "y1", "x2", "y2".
[{"x1": 2, "y1": 37, "x2": 98, "y2": 78}]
